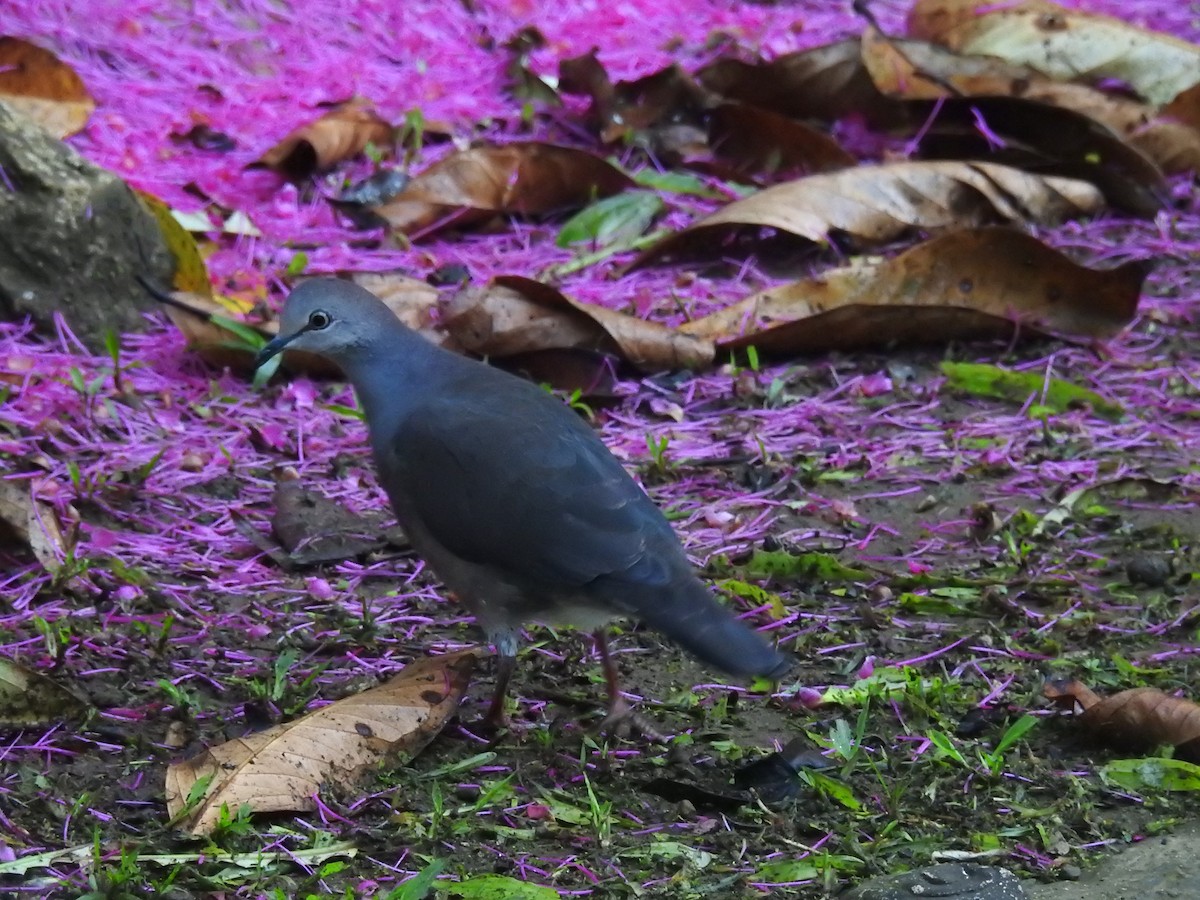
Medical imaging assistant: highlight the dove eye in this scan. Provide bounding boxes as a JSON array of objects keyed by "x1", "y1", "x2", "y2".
[{"x1": 308, "y1": 310, "x2": 331, "y2": 330}]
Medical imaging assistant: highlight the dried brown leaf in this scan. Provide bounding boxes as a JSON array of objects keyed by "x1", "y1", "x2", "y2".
[
  {"x1": 559, "y1": 49, "x2": 616, "y2": 126},
  {"x1": 860, "y1": 27, "x2": 1200, "y2": 175},
  {"x1": 1128, "y1": 121, "x2": 1200, "y2": 175},
  {"x1": 905, "y1": 96, "x2": 1167, "y2": 215},
  {"x1": 442, "y1": 275, "x2": 713, "y2": 372},
  {"x1": 1164, "y1": 83, "x2": 1200, "y2": 130},
  {"x1": 0, "y1": 351, "x2": 33, "y2": 391},
  {"x1": 0, "y1": 36, "x2": 94, "y2": 137},
  {"x1": 0, "y1": 479, "x2": 71, "y2": 574},
  {"x1": 560, "y1": 57, "x2": 711, "y2": 147},
  {"x1": 503, "y1": 26, "x2": 559, "y2": 105},
  {"x1": 1044, "y1": 679, "x2": 1200, "y2": 762},
  {"x1": 680, "y1": 227, "x2": 1146, "y2": 353},
  {"x1": 907, "y1": 0, "x2": 1200, "y2": 107},
  {"x1": 165, "y1": 651, "x2": 477, "y2": 835},
  {"x1": 697, "y1": 40, "x2": 893, "y2": 124},
  {"x1": 372, "y1": 142, "x2": 635, "y2": 238},
  {"x1": 254, "y1": 99, "x2": 393, "y2": 179},
  {"x1": 705, "y1": 103, "x2": 854, "y2": 180},
  {"x1": 632, "y1": 161, "x2": 1103, "y2": 268}
]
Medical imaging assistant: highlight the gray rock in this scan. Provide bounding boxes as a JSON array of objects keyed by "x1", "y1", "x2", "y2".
[
  {"x1": 1025, "y1": 823, "x2": 1200, "y2": 900},
  {"x1": 0, "y1": 101, "x2": 174, "y2": 350},
  {"x1": 848, "y1": 863, "x2": 1027, "y2": 900}
]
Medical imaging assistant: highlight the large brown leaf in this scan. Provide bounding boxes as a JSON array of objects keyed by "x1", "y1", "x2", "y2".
[
  {"x1": 904, "y1": 96, "x2": 1167, "y2": 215},
  {"x1": 253, "y1": 99, "x2": 393, "y2": 180},
  {"x1": 907, "y1": 0, "x2": 1200, "y2": 107},
  {"x1": 705, "y1": 103, "x2": 855, "y2": 180},
  {"x1": 442, "y1": 275, "x2": 714, "y2": 372},
  {"x1": 0, "y1": 36, "x2": 94, "y2": 137},
  {"x1": 860, "y1": 27, "x2": 1200, "y2": 175},
  {"x1": 632, "y1": 161, "x2": 1103, "y2": 268},
  {"x1": 372, "y1": 142, "x2": 635, "y2": 238},
  {"x1": 697, "y1": 40, "x2": 892, "y2": 124},
  {"x1": 1044, "y1": 679, "x2": 1200, "y2": 763},
  {"x1": 165, "y1": 651, "x2": 477, "y2": 835},
  {"x1": 680, "y1": 227, "x2": 1146, "y2": 353}
]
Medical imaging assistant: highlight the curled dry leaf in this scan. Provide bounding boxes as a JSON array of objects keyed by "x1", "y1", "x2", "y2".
[
  {"x1": 1164, "y1": 83, "x2": 1200, "y2": 131},
  {"x1": 905, "y1": 96, "x2": 1167, "y2": 216},
  {"x1": 907, "y1": 0, "x2": 1200, "y2": 107},
  {"x1": 165, "y1": 651, "x2": 478, "y2": 835},
  {"x1": 559, "y1": 54, "x2": 710, "y2": 148},
  {"x1": 860, "y1": 26, "x2": 1200, "y2": 175},
  {"x1": 253, "y1": 99, "x2": 393, "y2": 180},
  {"x1": 0, "y1": 479, "x2": 72, "y2": 575},
  {"x1": 442, "y1": 275, "x2": 714, "y2": 373},
  {"x1": 680, "y1": 228, "x2": 1147, "y2": 353},
  {"x1": 1044, "y1": 678, "x2": 1200, "y2": 763},
  {"x1": 0, "y1": 658, "x2": 89, "y2": 729},
  {"x1": 372, "y1": 142, "x2": 635, "y2": 238},
  {"x1": 697, "y1": 40, "x2": 892, "y2": 124},
  {"x1": 0, "y1": 36, "x2": 94, "y2": 138},
  {"x1": 705, "y1": 103, "x2": 855, "y2": 180},
  {"x1": 503, "y1": 26, "x2": 559, "y2": 106},
  {"x1": 632, "y1": 161, "x2": 1103, "y2": 268}
]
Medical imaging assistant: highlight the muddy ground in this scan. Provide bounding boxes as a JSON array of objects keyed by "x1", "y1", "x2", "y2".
[{"x1": 2, "y1": 315, "x2": 1198, "y2": 897}]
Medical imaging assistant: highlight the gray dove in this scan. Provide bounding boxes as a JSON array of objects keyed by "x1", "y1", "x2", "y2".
[{"x1": 256, "y1": 278, "x2": 790, "y2": 733}]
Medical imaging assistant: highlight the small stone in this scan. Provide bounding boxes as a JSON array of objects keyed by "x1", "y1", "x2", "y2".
[
  {"x1": 454, "y1": 783, "x2": 480, "y2": 802},
  {"x1": 666, "y1": 744, "x2": 691, "y2": 766},
  {"x1": 1126, "y1": 555, "x2": 1171, "y2": 587},
  {"x1": 163, "y1": 720, "x2": 189, "y2": 749},
  {"x1": 1060, "y1": 864, "x2": 1082, "y2": 881},
  {"x1": 428, "y1": 263, "x2": 470, "y2": 286},
  {"x1": 179, "y1": 451, "x2": 206, "y2": 472},
  {"x1": 675, "y1": 799, "x2": 697, "y2": 819}
]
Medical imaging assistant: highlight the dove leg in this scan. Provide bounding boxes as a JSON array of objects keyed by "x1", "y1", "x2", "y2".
[
  {"x1": 483, "y1": 633, "x2": 518, "y2": 729},
  {"x1": 594, "y1": 630, "x2": 665, "y2": 742}
]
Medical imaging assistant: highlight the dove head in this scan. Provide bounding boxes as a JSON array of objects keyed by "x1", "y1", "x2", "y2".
[{"x1": 255, "y1": 278, "x2": 411, "y2": 371}]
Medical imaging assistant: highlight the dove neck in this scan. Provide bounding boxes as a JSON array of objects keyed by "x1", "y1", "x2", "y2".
[{"x1": 339, "y1": 323, "x2": 459, "y2": 431}]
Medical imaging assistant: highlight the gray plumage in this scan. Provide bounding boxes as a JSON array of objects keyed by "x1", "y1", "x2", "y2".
[{"x1": 258, "y1": 278, "x2": 790, "y2": 725}]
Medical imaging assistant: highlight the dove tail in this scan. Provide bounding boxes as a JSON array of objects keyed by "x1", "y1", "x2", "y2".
[{"x1": 610, "y1": 574, "x2": 791, "y2": 680}]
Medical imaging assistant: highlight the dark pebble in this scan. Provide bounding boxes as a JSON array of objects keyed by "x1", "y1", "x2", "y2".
[{"x1": 1126, "y1": 555, "x2": 1170, "y2": 587}]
